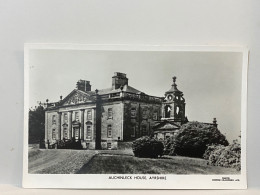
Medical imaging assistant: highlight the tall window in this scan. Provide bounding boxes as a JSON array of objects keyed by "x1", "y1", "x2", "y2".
[
  {"x1": 107, "y1": 125, "x2": 112, "y2": 138},
  {"x1": 142, "y1": 125, "x2": 147, "y2": 136},
  {"x1": 131, "y1": 108, "x2": 136, "y2": 117},
  {"x1": 52, "y1": 115, "x2": 56, "y2": 125},
  {"x1": 87, "y1": 110, "x2": 92, "y2": 120},
  {"x1": 108, "y1": 108, "x2": 113, "y2": 119},
  {"x1": 63, "y1": 127, "x2": 68, "y2": 139},
  {"x1": 52, "y1": 129, "x2": 56, "y2": 140},
  {"x1": 75, "y1": 112, "x2": 79, "y2": 121},
  {"x1": 153, "y1": 112, "x2": 158, "y2": 120},
  {"x1": 142, "y1": 108, "x2": 147, "y2": 119},
  {"x1": 131, "y1": 126, "x2": 136, "y2": 137},
  {"x1": 86, "y1": 126, "x2": 91, "y2": 139},
  {"x1": 64, "y1": 113, "x2": 68, "y2": 123}
]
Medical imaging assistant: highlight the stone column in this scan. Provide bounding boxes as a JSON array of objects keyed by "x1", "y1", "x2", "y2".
[
  {"x1": 68, "y1": 111, "x2": 73, "y2": 139},
  {"x1": 57, "y1": 112, "x2": 62, "y2": 141},
  {"x1": 80, "y1": 109, "x2": 85, "y2": 140}
]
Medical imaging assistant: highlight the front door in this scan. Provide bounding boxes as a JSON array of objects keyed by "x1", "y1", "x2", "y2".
[{"x1": 74, "y1": 127, "x2": 80, "y2": 141}]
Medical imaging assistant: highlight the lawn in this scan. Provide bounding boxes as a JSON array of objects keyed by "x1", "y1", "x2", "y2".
[
  {"x1": 28, "y1": 148, "x2": 239, "y2": 174},
  {"x1": 76, "y1": 154, "x2": 239, "y2": 174}
]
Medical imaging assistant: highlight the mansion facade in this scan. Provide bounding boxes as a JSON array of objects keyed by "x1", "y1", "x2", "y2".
[{"x1": 44, "y1": 72, "x2": 191, "y2": 149}]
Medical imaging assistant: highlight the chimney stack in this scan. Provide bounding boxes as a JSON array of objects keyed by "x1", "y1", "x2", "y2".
[
  {"x1": 76, "y1": 80, "x2": 91, "y2": 92},
  {"x1": 112, "y1": 72, "x2": 128, "y2": 89}
]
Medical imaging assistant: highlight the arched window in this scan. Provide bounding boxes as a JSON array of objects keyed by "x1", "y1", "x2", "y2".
[{"x1": 165, "y1": 105, "x2": 171, "y2": 118}]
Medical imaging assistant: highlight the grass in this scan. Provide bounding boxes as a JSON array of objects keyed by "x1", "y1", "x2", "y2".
[
  {"x1": 77, "y1": 154, "x2": 239, "y2": 174},
  {"x1": 29, "y1": 148, "x2": 240, "y2": 175}
]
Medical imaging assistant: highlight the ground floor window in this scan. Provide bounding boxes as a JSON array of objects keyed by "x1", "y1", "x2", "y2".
[
  {"x1": 87, "y1": 126, "x2": 91, "y2": 139},
  {"x1": 142, "y1": 125, "x2": 147, "y2": 136},
  {"x1": 52, "y1": 129, "x2": 56, "y2": 140},
  {"x1": 131, "y1": 126, "x2": 136, "y2": 137},
  {"x1": 63, "y1": 127, "x2": 68, "y2": 139},
  {"x1": 107, "y1": 142, "x2": 112, "y2": 149}
]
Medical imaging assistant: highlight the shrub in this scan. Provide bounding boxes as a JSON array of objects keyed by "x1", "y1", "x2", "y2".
[
  {"x1": 204, "y1": 140, "x2": 241, "y2": 171},
  {"x1": 132, "y1": 136, "x2": 164, "y2": 158},
  {"x1": 168, "y1": 121, "x2": 229, "y2": 158}
]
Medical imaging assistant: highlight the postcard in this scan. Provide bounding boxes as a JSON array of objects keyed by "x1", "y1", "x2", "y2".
[{"x1": 23, "y1": 44, "x2": 247, "y2": 189}]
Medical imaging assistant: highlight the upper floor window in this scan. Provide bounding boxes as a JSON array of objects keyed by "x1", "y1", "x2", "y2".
[
  {"x1": 64, "y1": 113, "x2": 68, "y2": 123},
  {"x1": 142, "y1": 108, "x2": 148, "y2": 119},
  {"x1": 75, "y1": 112, "x2": 79, "y2": 121},
  {"x1": 52, "y1": 129, "x2": 56, "y2": 140},
  {"x1": 107, "y1": 125, "x2": 112, "y2": 138},
  {"x1": 87, "y1": 110, "x2": 92, "y2": 120},
  {"x1": 108, "y1": 108, "x2": 113, "y2": 119},
  {"x1": 131, "y1": 108, "x2": 136, "y2": 117},
  {"x1": 52, "y1": 115, "x2": 56, "y2": 125}
]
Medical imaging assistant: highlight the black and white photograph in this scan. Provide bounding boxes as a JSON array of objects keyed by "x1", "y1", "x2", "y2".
[{"x1": 23, "y1": 44, "x2": 247, "y2": 189}]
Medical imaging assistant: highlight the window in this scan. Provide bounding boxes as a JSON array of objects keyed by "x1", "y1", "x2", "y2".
[
  {"x1": 108, "y1": 108, "x2": 113, "y2": 119},
  {"x1": 153, "y1": 112, "x2": 158, "y2": 120},
  {"x1": 142, "y1": 125, "x2": 147, "y2": 136},
  {"x1": 86, "y1": 126, "x2": 91, "y2": 139},
  {"x1": 87, "y1": 110, "x2": 92, "y2": 120},
  {"x1": 107, "y1": 143, "x2": 112, "y2": 149},
  {"x1": 107, "y1": 125, "x2": 112, "y2": 138},
  {"x1": 75, "y1": 112, "x2": 79, "y2": 121},
  {"x1": 63, "y1": 127, "x2": 68, "y2": 139},
  {"x1": 131, "y1": 108, "x2": 136, "y2": 117},
  {"x1": 52, "y1": 115, "x2": 56, "y2": 125},
  {"x1": 142, "y1": 108, "x2": 147, "y2": 119},
  {"x1": 131, "y1": 126, "x2": 136, "y2": 137},
  {"x1": 64, "y1": 113, "x2": 68, "y2": 123},
  {"x1": 52, "y1": 129, "x2": 56, "y2": 140}
]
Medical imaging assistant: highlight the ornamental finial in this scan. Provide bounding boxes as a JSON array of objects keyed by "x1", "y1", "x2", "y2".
[{"x1": 172, "y1": 76, "x2": 177, "y2": 84}]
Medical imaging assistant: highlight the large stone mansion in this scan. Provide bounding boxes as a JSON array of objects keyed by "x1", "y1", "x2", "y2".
[{"x1": 44, "y1": 72, "x2": 214, "y2": 150}]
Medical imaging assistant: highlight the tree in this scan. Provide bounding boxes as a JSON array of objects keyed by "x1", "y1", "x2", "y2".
[
  {"x1": 29, "y1": 104, "x2": 45, "y2": 144},
  {"x1": 168, "y1": 121, "x2": 229, "y2": 158}
]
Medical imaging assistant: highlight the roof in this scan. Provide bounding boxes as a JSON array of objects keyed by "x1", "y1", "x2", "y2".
[{"x1": 98, "y1": 85, "x2": 142, "y2": 95}]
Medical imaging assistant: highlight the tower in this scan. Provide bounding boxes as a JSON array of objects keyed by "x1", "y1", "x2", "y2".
[{"x1": 162, "y1": 76, "x2": 186, "y2": 124}]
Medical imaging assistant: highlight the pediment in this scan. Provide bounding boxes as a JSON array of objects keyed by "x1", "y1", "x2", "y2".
[
  {"x1": 61, "y1": 90, "x2": 94, "y2": 106},
  {"x1": 153, "y1": 120, "x2": 180, "y2": 131}
]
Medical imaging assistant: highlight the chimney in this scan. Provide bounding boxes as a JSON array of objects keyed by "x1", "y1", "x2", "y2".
[
  {"x1": 76, "y1": 80, "x2": 91, "y2": 92},
  {"x1": 112, "y1": 72, "x2": 128, "y2": 89}
]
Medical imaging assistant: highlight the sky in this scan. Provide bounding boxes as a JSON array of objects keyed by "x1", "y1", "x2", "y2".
[{"x1": 28, "y1": 49, "x2": 243, "y2": 142}]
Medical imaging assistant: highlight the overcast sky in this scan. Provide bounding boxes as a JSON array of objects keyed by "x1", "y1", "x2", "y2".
[{"x1": 28, "y1": 49, "x2": 243, "y2": 142}]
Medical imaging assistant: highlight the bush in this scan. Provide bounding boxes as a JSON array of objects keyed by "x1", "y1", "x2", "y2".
[
  {"x1": 204, "y1": 140, "x2": 241, "y2": 171},
  {"x1": 132, "y1": 136, "x2": 164, "y2": 158},
  {"x1": 168, "y1": 121, "x2": 229, "y2": 158}
]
